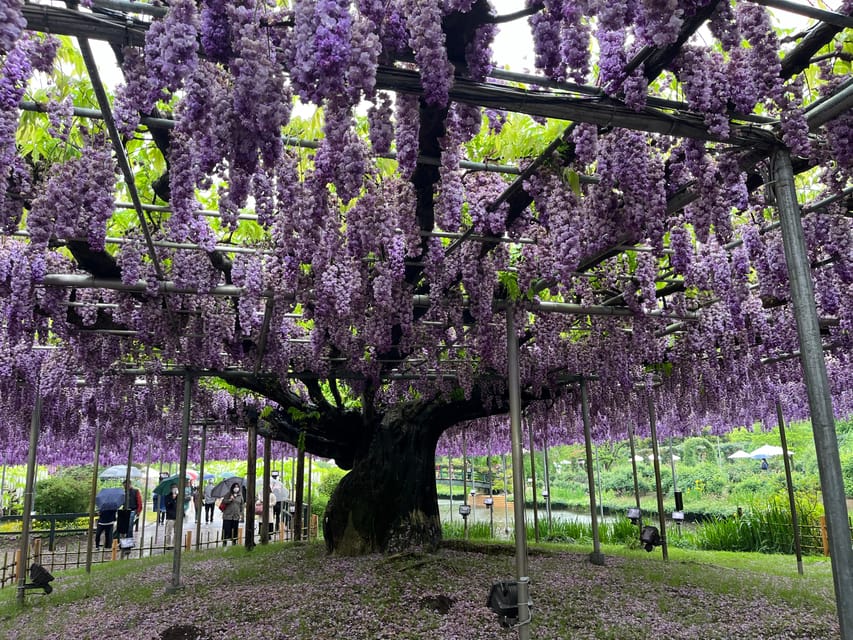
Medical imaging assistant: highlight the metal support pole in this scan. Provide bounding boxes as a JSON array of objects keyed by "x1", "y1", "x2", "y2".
[
  {"x1": 246, "y1": 420, "x2": 257, "y2": 549},
  {"x1": 776, "y1": 400, "x2": 804, "y2": 576},
  {"x1": 462, "y1": 430, "x2": 469, "y2": 540},
  {"x1": 293, "y1": 436, "x2": 305, "y2": 542},
  {"x1": 1, "y1": 461, "x2": 7, "y2": 515},
  {"x1": 261, "y1": 434, "x2": 271, "y2": 544},
  {"x1": 155, "y1": 459, "x2": 163, "y2": 540},
  {"x1": 170, "y1": 375, "x2": 192, "y2": 591},
  {"x1": 543, "y1": 436, "x2": 552, "y2": 534},
  {"x1": 527, "y1": 417, "x2": 540, "y2": 543},
  {"x1": 488, "y1": 443, "x2": 495, "y2": 538},
  {"x1": 17, "y1": 392, "x2": 41, "y2": 605},
  {"x1": 668, "y1": 436, "x2": 681, "y2": 535},
  {"x1": 594, "y1": 444, "x2": 604, "y2": 521},
  {"x1": 506, "y1": 308, "x2": 531, "y2": 638},
  {"x1": 448, "y1": 459, "x2": 453, "y2": 523},
  {"x1": 668, "y1": 437, "x2": 678, "y2": 494},
  {"x1": 140, "y1": 446, "x2": 150, "y2": 558},
  {"x1": 580, "y1": 378, "x2": 604, "y2": 565},
  {"x1": 628, "y1": 422, "x2": 644, "y2": 531},
  {"x1": 647, "y1": 395, "x2": 669, "y2": 561},
  {"x1": 774, "y1": 148, "x2": 853, "y2": 637},
  {"x1": 123, "y1": 434, "x2": 134, "y2": 509},
  {"x1": 306, "y1": 455, "x2": 313, "y2": 540},
  {"x1": 85, "y1": 427, "x2": 101, "y2": 573},
  {"x1": 502, "y1": 454, "x2": 509, "y2": 535},
  {"x1": 195, "y1": 425, "x2": 207, "y2": 550}
]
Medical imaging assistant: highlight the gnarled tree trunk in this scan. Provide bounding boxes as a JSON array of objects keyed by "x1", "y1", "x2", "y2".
[{"x1": 323, "y1": 406, "x2": 443, "y2": 555}]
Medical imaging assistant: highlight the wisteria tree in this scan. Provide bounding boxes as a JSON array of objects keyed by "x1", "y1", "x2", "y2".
[{"x1": 1, "y1": 0, "x2": 851, "y2": 556}]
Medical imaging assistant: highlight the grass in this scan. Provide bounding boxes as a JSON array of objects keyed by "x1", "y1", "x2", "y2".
[{"x1": 0, "y1": 538, "x2": 839, "y2": 639}]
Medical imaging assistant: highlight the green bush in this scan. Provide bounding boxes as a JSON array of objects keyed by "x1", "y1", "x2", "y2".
[
  {"x1": 34, "y1": 475, "x2": 90, "y2": 517},
  {"x1": 841, "y1": 454, "x2": 853, "y2": 498}
]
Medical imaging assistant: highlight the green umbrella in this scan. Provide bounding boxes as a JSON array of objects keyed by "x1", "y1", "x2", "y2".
[{"x1": 153, "y1": 472, "x2": 197, "y2": 496}]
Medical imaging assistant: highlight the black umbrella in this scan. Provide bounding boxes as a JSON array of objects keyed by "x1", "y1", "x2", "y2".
[{"x1": 210, "y1": 476, "x2": 244, "y2": 499}]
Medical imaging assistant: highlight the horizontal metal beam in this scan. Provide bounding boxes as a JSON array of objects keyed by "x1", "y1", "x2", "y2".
[
  {"x1": 22, "y1": 8, "x2": 776, "y2": 147},
  {"x1": 749, "y1": 0, "x2": 853, "y2": 28}
]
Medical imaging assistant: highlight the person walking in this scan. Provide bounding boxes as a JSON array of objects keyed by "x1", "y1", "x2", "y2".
[
  {"x1": 220, "y1": 481, "x2": 244, "y2": 546},
  {"x1": 95, "y1": 507, "x2": 117, "y2": 549},
  {"x1": 164, "y1": 484, "x2": 179, "y2": 549},
  {"x1": 122, "y1": 479, "x2": 143, "y2": 532},
  {"x1": 203, "y1": 479, "x2": 216, "y2": 523}
]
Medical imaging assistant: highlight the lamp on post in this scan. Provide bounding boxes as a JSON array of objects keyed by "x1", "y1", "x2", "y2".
[
  {"x1": 459, "y1": 503, "x2": 471, "y2": 540},
  {"x1": 470, "y1": 490, "x2": 476, "y2": 527},
  {"x1": 484, "y1": 496, "x2": 494, "y2": 538}
]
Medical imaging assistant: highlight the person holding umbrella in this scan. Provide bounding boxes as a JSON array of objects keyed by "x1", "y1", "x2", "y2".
[
  {"x1": 164, "y1": 484, "x2": 179, "y2": 549},
  {"x1": 220, "y1": 481, "x2": 244, "y2": 546}
]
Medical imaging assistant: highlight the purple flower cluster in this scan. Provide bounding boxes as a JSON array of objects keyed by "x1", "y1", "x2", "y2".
[
  {"x1": 400, "y1": 1, "x2": 454, "y2": 107},
  {"x1": 367, "y1": 92, "x2": 394, "y2": 154},
  {"x1": 199, "y1": 0, "x2": 232, "y2": 63},
  {"x1": 26, "y1": 138, "x2": 116, "y2": 251},
  {"x1": 0, "y1": 0, "x2": 25, "y2": 56},
  {"x1": 143, "y1": 0, "x2": 199, "y2": 98},
  {"x1": 673, "y1": 46, "x2": 731, "y2": 139},
  {"x1": 1, "y1": 35, "x2": 37, "y2": 227},
  {"x1": 394, "y1": 93, "x2": 420, "y2": 179}
]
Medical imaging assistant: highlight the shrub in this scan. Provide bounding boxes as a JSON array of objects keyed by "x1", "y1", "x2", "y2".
[
  {"x1": 34, "y1": 475, "x2": 90, "y2": 517},
  {"x1": 841, "y1": 454, "x2": 853, "y2": 497}
]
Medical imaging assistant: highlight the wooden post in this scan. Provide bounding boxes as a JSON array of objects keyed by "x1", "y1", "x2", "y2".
[
  {"x1": 111, "y1": 539, "x2": 118, "y2": 561},
  {"x1": 821, "y1": 516, "x2": 829, "y2": 556},
  {"x1": 185, "y1": 531, "x2": 192, "y2": 551}
]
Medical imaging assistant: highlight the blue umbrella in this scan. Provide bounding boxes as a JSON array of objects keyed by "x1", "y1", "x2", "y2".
[{"x1": 96, "y1": 488, "x2": 125, "y2": 511}]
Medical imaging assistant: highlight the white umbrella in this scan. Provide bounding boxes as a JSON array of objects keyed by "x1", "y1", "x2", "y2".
[
  {"x1": 99, "y1": 465, "x2": 144, "y2": 479},
  {"x1": 727, "y1": 450, "x2": 751, "y2": 459},
  {"x1": 749, "y1": 444, "x2": 790, "y2": 459},
  {"x1": 630, "y1": 455, "x2": 644, "y2": 462}
]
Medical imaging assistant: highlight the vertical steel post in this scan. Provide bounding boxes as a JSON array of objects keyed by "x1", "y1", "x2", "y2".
[
  {"x1": 86, "y1": 427, "x2": 101, "y2": 573},
  {"x1": 262, "y1": 433, "x2": 271, "y2": 544},
  {"x1": 580, "y1": 378, "x2": 604, "y2": 565},
  {"x1": 17, "y1": 393, "x2": 41, "y2": 604},
  {"x1": 543, "y1": 435, "x2": 552, "y2": 534},
  {"x1": 776, "y1": 400, "x2": 803, "y2": 576},
  {"x1": 170, "y1": 375, "x2": 192, "y2": 591},
  {"x1": 774, "y1": 148, "x2": 853, "y2": 637},
  {"x1": 502, "y1": 454, "x2": 509, "y2": 535},
  {"x1": 246, "y1": 420, "x2": 257, "y2": 549},
  {"x1": 1, "y1": 461, "x2": 6, "y2": 515},
  {"x1": 293, "y1": 437, "x2": 304, "y2": 542},
  {"x1": 140, "y1": 446, "x2": 150, "y2": 558},
  {"x1": 306, "y1": 455, "x2": 313, "y2": 540},
  {"x1": 506, "y1": 308, "x2": 531, "y2": 638},
  {"x1": 488, "y1": 442, "x2": 495, "y2": 538},
  {"x1": 647, "y1": 394, "x2": 668, "y2": 561},
  {"x1": 462, "y1": 429, "x2": 469, "y2": 540},
  {"x1": 196, "y1": 425, "x2": 207, "y2": 550},
  {"x1": 628, "y1": 422, "x2": 644, "y2": 530},
  {"x1": 527, "y1": 417, "x2": 540, "y2": 543},
  {"x1": 448, "y1": 459, "x2": 453, "y2": 523}
]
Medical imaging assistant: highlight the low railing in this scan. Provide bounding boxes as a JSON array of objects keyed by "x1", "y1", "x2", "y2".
[{"x1": 0, "y1": 513, "x2": 319, "y2": 589}]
